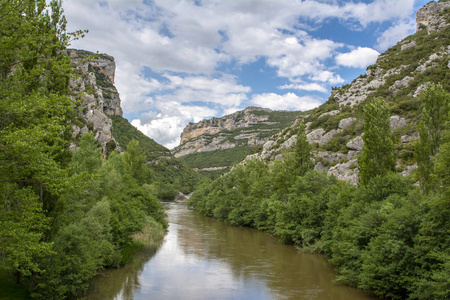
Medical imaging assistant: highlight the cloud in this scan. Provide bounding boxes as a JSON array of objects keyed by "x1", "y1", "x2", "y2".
[
  {"x1": 131, "y1": 102, "x2": 218, "y2": 148},
  {"x1": 376, "y1": 19, "x2": 416, "y2": 51},
  {"x1": 251, "y1": 93, "x2": 322, "y2": 111},
  {"x1": 279, "y1": 83, "x2": 328, "y2": 93},
  {"x1": 335, "y1": 47, "x2": 380, "y2": 68},
  {"x1": 63, "y1": 0, "x2": 420, "y2": 148},
  {"x1": 342, "y1": 0, "x2": 415, "y2": 27}
]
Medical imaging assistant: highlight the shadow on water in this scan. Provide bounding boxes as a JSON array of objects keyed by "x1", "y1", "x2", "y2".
[
  {"x1": 85, "y1": 241, "x2": 164, "y2": 300},
  {"x1": 85, "y1": 200, "x2": 378, "y2": 300}
]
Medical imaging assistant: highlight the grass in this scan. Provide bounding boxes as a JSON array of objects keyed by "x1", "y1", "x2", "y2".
[{"x1": 120, "y1": 217, "x2": 166, "y2": 266}]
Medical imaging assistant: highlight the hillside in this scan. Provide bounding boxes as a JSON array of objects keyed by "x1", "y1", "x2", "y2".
[
  {"x1": 188, "y1": 2, "x2": 450, "y2": 299},
  {"x1": 244, "y1": 0, "x2": 450, "y2": 185},
  {"x1": 172, "y1": 106, "x2": 301, "y2": 177},
  {"x1": 68, "y1": 49, "x2": 202, "y2": 194},
  {"x1": 110, "y1": 115, "x2": 203, "y2": 194}
]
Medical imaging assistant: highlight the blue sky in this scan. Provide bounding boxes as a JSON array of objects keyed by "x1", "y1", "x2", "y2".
[{"x1": 64, "y1": 0, "x2": 430, "y2": 148}]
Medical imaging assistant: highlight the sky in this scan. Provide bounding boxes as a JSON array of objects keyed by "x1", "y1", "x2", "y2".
[{"x1": 63, "y1": 0, "x2": 430, "y2": 149}]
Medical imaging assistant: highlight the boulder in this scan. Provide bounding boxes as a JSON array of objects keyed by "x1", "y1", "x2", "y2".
[
  {"x1": 338, "y1": 117, "x2": 356, "y2": 130},
  {"x1": 390, "y1": 116, "x2": 407, "y2": 131},
  {"x1": 307, "y1": 128, "x2": 325, "y2": 144},
  {"x1": 346, "y1": 135, "x2": 364, "y2": 151}
]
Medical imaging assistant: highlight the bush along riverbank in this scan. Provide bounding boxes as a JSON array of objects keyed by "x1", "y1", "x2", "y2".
[{"x1": 190, "y1": 86, "x2": 450, "y2": 300}]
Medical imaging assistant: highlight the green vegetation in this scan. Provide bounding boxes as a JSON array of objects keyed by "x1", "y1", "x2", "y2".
[
  {"x1": 0, "y1": 2, "x2": 168, "y2": 299},
  {"x1": 180, "y1": 146, "x2": 254, "y2": 169},
  {"x1": 111, "y1": 115, "x2": 170, "y2": 160},
  {"x1": 111, "y1": 115, "x2": 203, "y2": 194},
  {"x1": 175, "y1": 109, "x2": 301, "y2": 173},
  {"x1": 358, "y1": 98, "x2": 396, "y2": 185},
  {"x1": 190, "y1": 85, "x2": 450, "y2": 299}
]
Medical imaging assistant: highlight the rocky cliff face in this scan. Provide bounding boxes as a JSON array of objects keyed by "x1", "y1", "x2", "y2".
[
  {"x1": 416, "y1": 0, "x2": 450, "y2": 33},
  {"x1": 245, "y1": 1, "x2": 449, "y2": 186},
  {"x1": 173, "y1": 107, "x2": 298, "y2": 159},
  {"x1": 68, "y1": 49, "x2": 123, "y2": 154},
  {"x1": 179, "y1": 107, "x2": 272, "y2": 145}
]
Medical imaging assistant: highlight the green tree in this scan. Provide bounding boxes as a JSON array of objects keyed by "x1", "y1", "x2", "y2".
[
  {"x1": 292, "y1": 123, "x2": 314, "y2": 177},
  {"x1": 123, "y1": 139, "x2": 152, "y2": 184},
  {"x1": 414, "y1": 84, "x2": 450, "y2": 193},
  {"x1": 358, "y1": 97, "x2": 396, "y2": 185},
  {"x1": 0, "y1": 0, "x2": 84, "y2": 281},
  {"x1": 69, "y1": 132, "x2": 103, "y2": 175}
]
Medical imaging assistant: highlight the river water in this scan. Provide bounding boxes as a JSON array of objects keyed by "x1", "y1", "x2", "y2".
[{"x1": 86, "y1": 200, "x2": 378, "y2": 300}]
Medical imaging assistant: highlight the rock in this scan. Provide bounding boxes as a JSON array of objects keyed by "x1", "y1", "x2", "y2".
[
  {"x1": 319, "y1": 129, "x2": 340, "y2": 146},
  {"x1": 401, "y1": 163, "x2": 418, "y2": 177},
  {"x1": 69, "y1": 142, "x2": 78, "y2": 153},
  {"x1": 280, "y1": 134, "x2": 297, "y2": 150},
  {"x1": 263, "y1": 140, "x2": 276, "y2": 151},
  {"x1": 401, "y1": 133, "x2": 419, "y2": 143},
  {"x1": 416, "y1": 1, "x2": 450, "y2": 34},
  {"x1": 72, "y1": 125, "x2": 80, "y2": 139},
  {"x1": 179, "y1": 107, "x2": 272, "y2": 144},
  {"x1": 390, "y1": 116, "x2": 407, "y2": 131},
  {"x1": 328, "y1": 159, "x2": 359, "y2": 186},
  {"x1": 346, "y1": 135, "x2": 364, "y2": 151},
  {"x1": 401, "y1": 40, "x2": 417, "y2": 51},
  {"x1": 68, "y1": 49, "x2": 125, "y2": 156},
  {"x1": 307, "y1": 128, "x2": 325, "y2": 144},
  {"x1": 391, "y1": 76, "x2": 414, "y2": 90},
  {"x1": 319, "y1": 110, "x2": 340, "y2": 118},
  {"x1": 413, "y1": 82, "x2": 429, "y2": 98},
  {"x1": 338, "y1": 117, "x2": 356, "y2": 130},
  {"x1": 314, "y1": 162, "x2": 326, "y2": 171},
  {"x1": 175, "y1": 192, "x2": 188, "y2": 200}
]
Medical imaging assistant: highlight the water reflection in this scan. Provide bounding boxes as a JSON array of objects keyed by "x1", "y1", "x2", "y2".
[{"x1": 86, "y1": 200, "x2": 378, "y2": 300}]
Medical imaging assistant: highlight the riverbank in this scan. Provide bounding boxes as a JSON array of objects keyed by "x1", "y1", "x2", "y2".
[{"x1": 84, "y1": 199, "x2": 377, "y2": 299}]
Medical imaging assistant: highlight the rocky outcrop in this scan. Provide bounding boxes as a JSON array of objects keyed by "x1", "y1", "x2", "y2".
[
  {"x1": 416, "y1": 1, "x2": 450, "y2": 34},
  {"x1": 241, "y1": 3, "x2": 449, "y2": 186},
  {"x1": 68, "y1": 49, "x2": 123, "y2": 154},
  {"x1": 173, "y1": 107, "x2": 298, "y2": 159},
  {"x1": 179, "y1": 107, "x2": 271, "y2": 144}
]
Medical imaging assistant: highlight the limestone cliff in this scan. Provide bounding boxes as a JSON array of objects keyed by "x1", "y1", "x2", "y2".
[
  {"x1": 416, "y1": 0, "x2": 450, "y2": 33},
  {"x1": 68, "y1": 49, "x2": 123, "y2": 154},
  {"x1": 172, "y1": 107, "x2": 300, "y2": 164},
  {"x1": 245, "y1": 1, "x2": 449, "y2": 186}
]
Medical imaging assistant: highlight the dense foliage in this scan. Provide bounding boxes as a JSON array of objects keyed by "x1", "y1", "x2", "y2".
[
  {"x1": 0, "y1": 1, "x2": 167, "y2": 299},
  {"x1": 190, "y1": 85, "x2": 450, "y2": 300}
]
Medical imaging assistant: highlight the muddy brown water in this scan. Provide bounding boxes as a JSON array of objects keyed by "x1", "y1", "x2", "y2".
[{"x1": 86, "y1": 200, "x2": 378, "y2": 300}]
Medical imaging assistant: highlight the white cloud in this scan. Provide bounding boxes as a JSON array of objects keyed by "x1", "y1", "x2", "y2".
[
  {"x1": 342, "y1": 0, "x2": 415, "y2": 27},
  {"x1": 63, "y1": 0, "x2": 420, "y2": 147},
  {"x1": 251, "y1": 93, "x2": 322, "y2": 111},
  {"x1": 131, "y1": 102, "x2": 218, "y2": 148},
  {"x1": 279, "y1": 83, "x2": 328, "y2": 93},
  {"x1": 310, "y1": 71, "x2": 345, "y2": 85},
  {"x1": 335, "y1": 47, "x2": 380, "y2": 68},
  {"x1": 376, "y1": 19, "x2": 416, "y2": 51}
]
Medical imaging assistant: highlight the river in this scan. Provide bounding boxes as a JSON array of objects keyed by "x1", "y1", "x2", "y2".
[{"x1": 86, "y1": 199, "x2": 378, "y2": 300}]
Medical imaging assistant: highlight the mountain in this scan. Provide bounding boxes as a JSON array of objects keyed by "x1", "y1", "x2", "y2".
[
  {"x1": 172, "y1": 106, "x2": 301, "y2": 176},
  {"x1": 242, "y1": 0, "x2": 450, "y2": 186},
  {"x1": 68, "y1": 49, "x2": 202, "y2": 194}
]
